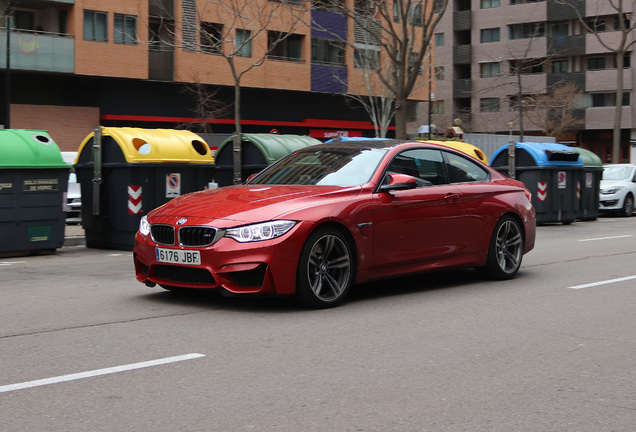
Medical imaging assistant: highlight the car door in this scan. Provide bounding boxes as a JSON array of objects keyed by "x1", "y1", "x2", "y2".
[{"x1": 372, "y1": 148, "x2": 465, "y2": 268}]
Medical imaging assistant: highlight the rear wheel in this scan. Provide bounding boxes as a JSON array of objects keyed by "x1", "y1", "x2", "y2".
[
  {"x1": 485, "y1": 216, "x2": 524, "y2": 280},
  {"x1": 621, "y1": 194, "x2": 634, "y2": 217},
  {"x1": 296, "y1": 227, "x2": 353, "y2": 308}
]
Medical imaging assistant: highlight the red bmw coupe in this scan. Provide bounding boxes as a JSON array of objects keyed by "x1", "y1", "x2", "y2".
[{"x1": 133, "y1": 140, "x2": 536, "y2": 308}]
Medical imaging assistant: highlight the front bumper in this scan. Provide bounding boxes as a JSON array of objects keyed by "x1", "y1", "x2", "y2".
[
  {"x1": 599, "y1": 193, "x2": 623, "y2": 211},
  {"x1": 133, "y1": 222, "x2": 311, "y2": 295}
]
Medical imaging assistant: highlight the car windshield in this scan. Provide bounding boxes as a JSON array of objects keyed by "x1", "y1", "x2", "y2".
[
  {"x1": 248, "y1": 146, "x2": 387, "y2": 187},
  {"x1": 603, "y1": 166, "x2": 634, "y2": 180}
]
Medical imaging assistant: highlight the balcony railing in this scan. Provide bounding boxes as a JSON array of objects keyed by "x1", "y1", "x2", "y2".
[{"x1": 0, "y1": 29, "x2": 74, "y2": 73}]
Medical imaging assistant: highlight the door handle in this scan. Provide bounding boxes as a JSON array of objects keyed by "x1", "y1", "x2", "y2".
[{"x1": 445, "y1": 193, "x2": 460, "y2": 203}]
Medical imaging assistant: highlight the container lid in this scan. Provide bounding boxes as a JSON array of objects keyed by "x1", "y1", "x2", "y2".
[
  {"x1": 0, "y1": 129, "x2": 68, "y2": 169},
  {"x1": 574, "y1": 147, "x2": 603, "y2": 167},
  {"x1": 424, "y1": 140, "x2": 489, "y2": 165},
  {"x1": 76, "y1": 127, "x2": 214, "y2": 163},
  {"x1": 217, "y1": 133, "x2": 321, "y2": 165},
  {"x1": 490, "y1": 142, "x2": 583, "y2": 167}
]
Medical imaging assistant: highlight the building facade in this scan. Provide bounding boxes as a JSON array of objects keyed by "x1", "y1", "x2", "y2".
[
  {"x1": 432, "y1": 0, "x2": 636, "y2": 162},
  {"x1": 1, "y1": 0, "x2": 435, "y2": 151}
]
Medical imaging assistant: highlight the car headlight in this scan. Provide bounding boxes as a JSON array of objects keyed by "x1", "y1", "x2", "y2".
[
  {"x1": 139, "y1": 215, "x2": 151, "y2": 236},
  {"x1": 601, "y1": 186, "x2": 623, "y2": 195},
  {"x1": 225, "y1": 220, "x2": 296, "y2": 243}
]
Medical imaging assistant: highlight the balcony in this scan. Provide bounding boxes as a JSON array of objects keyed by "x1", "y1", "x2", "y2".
[
  {"x1": 453, "y1": 79, "x2": 472, "y2": 98},
  {"x1": 547, "y1": 35, "x2": 585, "y2": 57},
  {"x1": 453, "y1": 44, "x2": 471, "y2": 65},
  {"x1": 0, "y1": 29, "x2": 74, "y2": 73},
  {"x1": 453, "y1": 10, "x2": 471, "y2": 32}
]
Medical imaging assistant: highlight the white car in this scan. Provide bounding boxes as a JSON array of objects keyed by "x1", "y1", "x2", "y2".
[{"x1": 599, "y1": 164, "x2": 636, "y2": 217}]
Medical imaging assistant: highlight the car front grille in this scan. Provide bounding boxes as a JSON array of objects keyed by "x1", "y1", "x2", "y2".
[
  {"x1": 179, "y1": 227, "x2": 218, "y2": 247},
  {"x1": 153, "y1": 265, "x2": 216, "y2": 285},
  {"x1": 151, "y1": 225, "x2": 175, "y2": 245}
]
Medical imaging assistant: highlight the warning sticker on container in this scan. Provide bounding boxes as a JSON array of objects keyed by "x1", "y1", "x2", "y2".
[
  {"x1": 166, "y1": 173, "x2": 181, "y2": 198},
  {"x1": 557, "y1": 171, "x2": 567, "y2": 189}
]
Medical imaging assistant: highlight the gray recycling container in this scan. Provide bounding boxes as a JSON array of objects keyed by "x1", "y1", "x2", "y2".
[
  {"x1": 215, "y1": 134, "x2": 321, "y2": 186},
  {"x1": 490, "y1": 142, "x2": 584, "y2": 225},
  {"x1": 0, "y1": 130, "x2": 70, "y2": 256},
  {"x1": 75, "y1": 127, "x2": 215, "y2": 251},
  {"x1": 574, "y1": 148, "x2": 603, "y2": 221}
]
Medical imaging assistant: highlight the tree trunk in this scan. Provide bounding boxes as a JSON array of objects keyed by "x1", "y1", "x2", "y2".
[{"x1": 394, "y1": 97, "x2": 408, "y2": 139}]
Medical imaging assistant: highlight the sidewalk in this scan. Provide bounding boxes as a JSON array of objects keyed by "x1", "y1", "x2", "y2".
[{"x1": 64, "y1": 224, "x2": 86, "y2": 247}]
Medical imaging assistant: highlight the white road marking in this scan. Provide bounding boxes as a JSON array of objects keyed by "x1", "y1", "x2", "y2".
[
  {"x1": 568, "y1": 275, "x2": 636, "y2": 290},
  {"x1": 0, "y1": 353, "x2": 206, "y2": 394},
  {"x1": 0, "y1": 261, "x2": 26, "y2": 266},
  {"x1": 578, "y1": 235, "x2": 633, "y2": 242}
]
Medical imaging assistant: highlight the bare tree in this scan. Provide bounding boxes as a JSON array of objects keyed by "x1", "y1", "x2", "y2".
[
  {"x1": 525, "y1": 82, "x2": 584, "y2": 137},
  {"x1": 148, "y1": 0, "x2": 308, "y2": 183},
  {"x1": 313, "y1": 0, "x2": 449, "y2": 139},
  {"x1": 178, "y1": 80, "x2": 229, "y2": 133},
  {"x1": 557, "y1": 0, "x2": 636, "y2": 162}
]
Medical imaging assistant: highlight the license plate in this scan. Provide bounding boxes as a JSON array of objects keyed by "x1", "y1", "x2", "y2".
[{"x1": 155, "y1": 248, "x2": 201, "y2": 265}]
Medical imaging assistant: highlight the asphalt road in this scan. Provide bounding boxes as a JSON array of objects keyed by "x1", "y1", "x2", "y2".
[{"x1": 1, "y1": 217, "x2": 635, "y2": 431}]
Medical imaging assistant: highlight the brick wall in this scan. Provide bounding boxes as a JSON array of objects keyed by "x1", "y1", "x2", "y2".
[{"x1": 11, "y1": 104, "x2": 100, "y2": 152}]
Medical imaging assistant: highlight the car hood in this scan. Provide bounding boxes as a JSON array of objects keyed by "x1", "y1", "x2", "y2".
[
  {"x1": 149, "y1": 184, "x2": 360, "y2": 224},
  {"x1": 600, "y1": 179, "x2": 630, "y2": 188}
]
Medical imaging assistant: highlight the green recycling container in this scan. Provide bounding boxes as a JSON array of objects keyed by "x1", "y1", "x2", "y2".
[
  {"x1": 575, "y1": 148, "x2": 603, "y2": 221},
  {"x1": 215, "y1": 134, "x2": 321, "y2": 186},
  {"x1": 0, "y1": 130, "x2": 69, "y2": 256}
]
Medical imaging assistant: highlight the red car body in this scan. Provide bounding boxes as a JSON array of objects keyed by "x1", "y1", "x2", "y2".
[{"x1": 134, "y1": 141, "x2": 535, "y2": 307}]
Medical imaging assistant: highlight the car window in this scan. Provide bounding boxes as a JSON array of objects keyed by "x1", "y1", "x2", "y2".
[
  {"x1": 444, "y1": 151, "x2": 490, "y2": 184},
  {"x1": 249, "y1": 147, "x2": 387, "y2": 187},
  {"x1": 385, "y1": 149, "x2": 448, "y2": 186}
]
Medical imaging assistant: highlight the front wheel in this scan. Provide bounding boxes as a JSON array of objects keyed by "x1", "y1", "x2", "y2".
[
  {"x1": 621, "y1": 194, "x2": 634, "y2": 217},
  {"x1": 484, "y1": 216, "x2": 524, "y2": 280},
  {"x1": 296, "y1": 227, "x2": 354, "y2": 308}
]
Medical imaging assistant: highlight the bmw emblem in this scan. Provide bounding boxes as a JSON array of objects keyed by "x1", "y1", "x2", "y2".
[{"x1": 177, "y1": 218, "x2": 188, "y2": 225}]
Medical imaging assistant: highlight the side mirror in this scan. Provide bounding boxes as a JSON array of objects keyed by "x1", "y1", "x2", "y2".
[{"x1": 380, "y1": 173, "x2": 418, "y2": 193}]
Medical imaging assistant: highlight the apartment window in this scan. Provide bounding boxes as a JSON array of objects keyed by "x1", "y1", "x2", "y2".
[
  {"x1": 550, "y1": 22, "x2": 568, "y2": 37},
  {"x1": 236, "y1": 29, "x2": 252, "y2": 57},
  {"x1": 480, "y1": 28, "x2": 500, "y2": 43},
  {"x1": 480, "y1": 98, "x2": 500, "y2": 112},
  {"x1": 435, "y1": 66, "x2": 445, "y2": 80},
  {"x1": 510, "y1": 58, "x2": 545, "y2": 74},
  {"x1": 409, "y1": 4, "x2": 423, "y2": 26},
  {"x1": 354, "y1": 47, "x2": 379, "y2": 69},
  {"x1": 201, "y1": 22, "x2": 223, "y2": 55},
  {"x1": 311, "y1": 38, "x2": 345, "y2": 65},
  {"x1": 435, "y1": 33, "x2": 445, "y2": 47},
  {"x1": 393, "y1": 2, "x2": 400, "y2": 23},
  {"x1": 624, "y1": 54, "x2": 631, "y2": 68},
  {"x1": 587, "y1": 57, "x2": 606, "y2": 70},
  {"x1": 590, "y1": 92, "x2": 630, "y2": 107},
  {"x1": 432, "y1": 100, "x2": 445, "y2": 114},
  {"x1": 481, "y1": 0, "x2": 500, "y2": 9},
  {"x1": 587, "y1": 19, "x2": 606, "y2": 33},
  {"x1": 509, "y1": 22, "x2": 545, "y2": 40},
  {"x1": 409, "y1": 52, "x2": 422, "y2": 75},
  {"x1": 114, "y1": 14, "x2": 137, "y2": 45},
  {"x1": 552, "y1": 59, "x2": 569, "y2": 73},
  {"x1": 270, "y1": 0, "x2": 302, "y2": 4},
  {"x1": 312, "y1": 0, "x2": 344, "y2": 12},
  {"x1": 83, "y1": 10, "x2": 108, "y2": 42},
  {"x1": 480, "y1": 62, "x2": 501, "y2": 77},
  {"x1": 434, "y1": 0, "x2": 445, "y2": 14},
  {"x1": 268, "y1": 32, "x2": 303, "y2": 61},
  {"x1": 14, "y1": 11, "x2": 35, "y2": 30}
]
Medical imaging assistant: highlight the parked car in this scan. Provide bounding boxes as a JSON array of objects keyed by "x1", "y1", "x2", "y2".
[
  {"x1": 61, "y1": 152, "x2": 82, "y2": 224},
  {"x1": 133, "y1": 140, "x2": 536, "y2": 308},
  {"x1": 599, "y1": 164, "x2": 636, "y2": 217}
]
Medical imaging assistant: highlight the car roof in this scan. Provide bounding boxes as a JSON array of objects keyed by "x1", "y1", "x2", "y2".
[{"x1": 299, "y1": 139, "x2": 455, "y2": 152}]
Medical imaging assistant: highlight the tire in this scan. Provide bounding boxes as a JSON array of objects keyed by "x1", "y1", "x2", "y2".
[
  {"x1": 296, "y1": 227, "x2": 354, "y2": 308},
  {"x1": 621, "y1": 194, "x2": 634, "y2": 217},
  {"x1": 485, "y1": 216, "x2": 524, "y2": 280}
]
